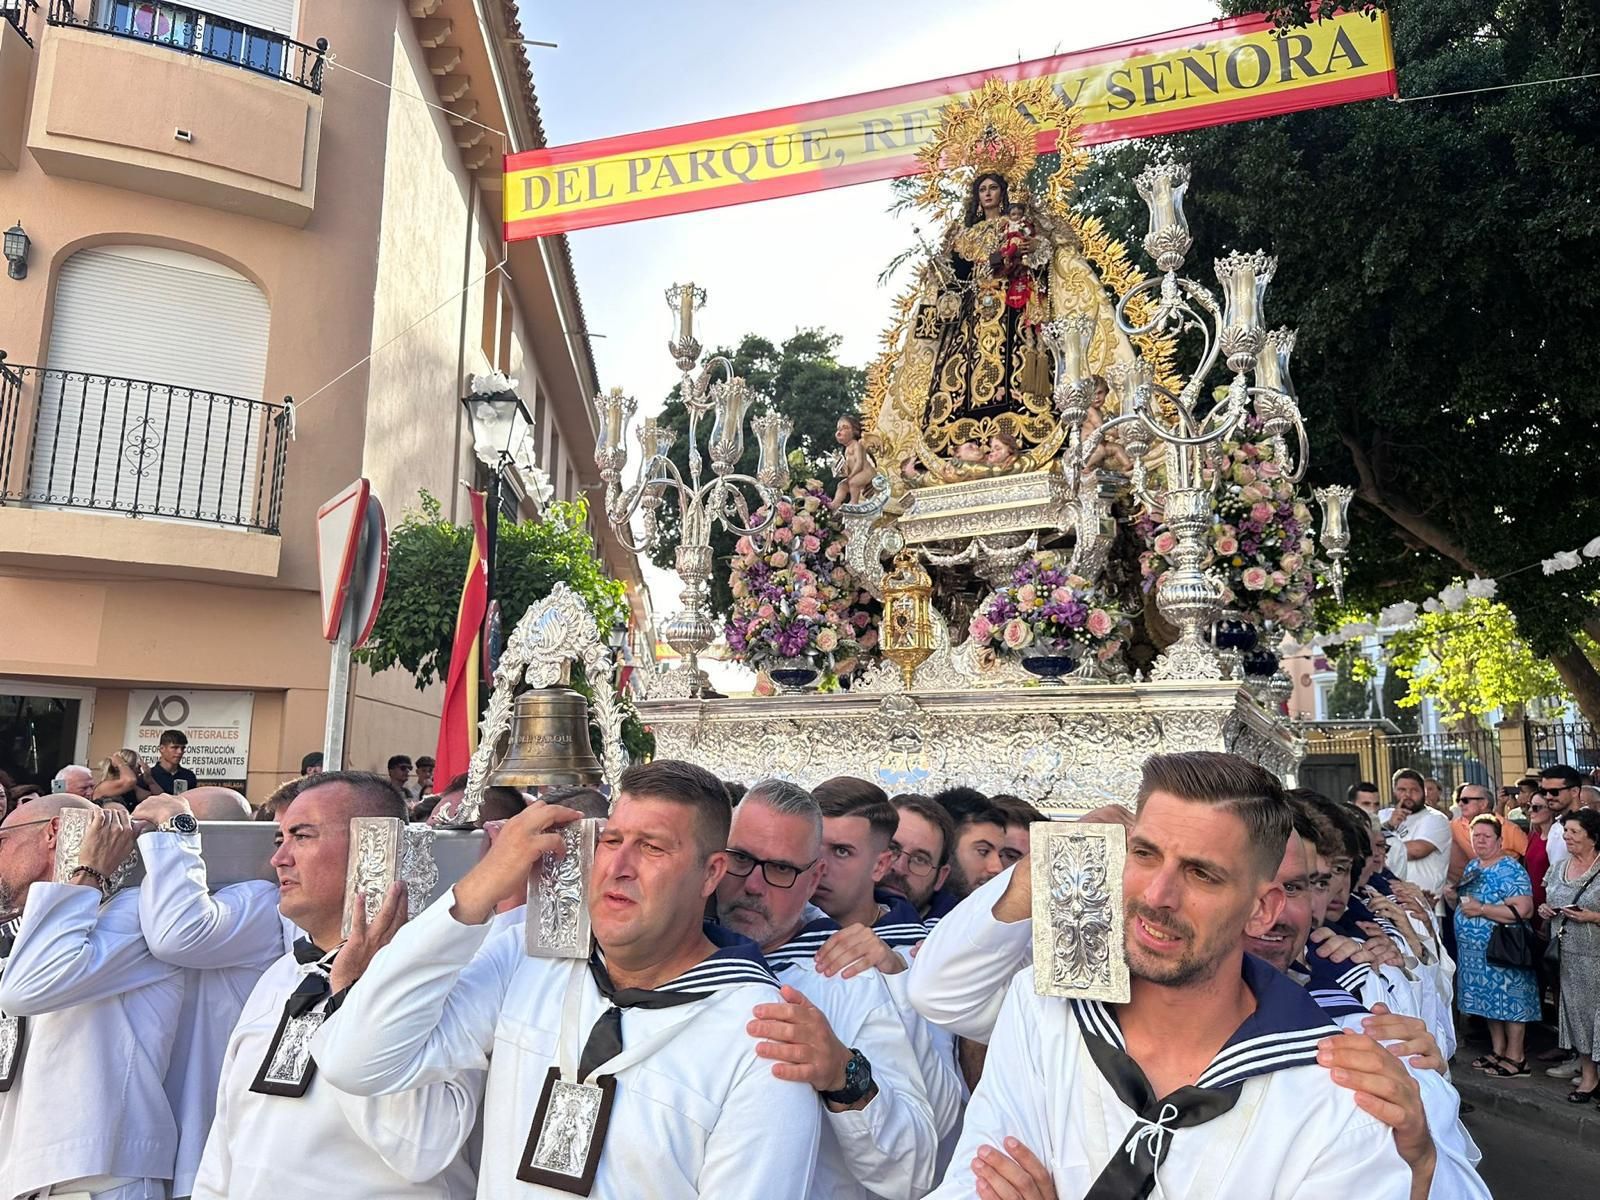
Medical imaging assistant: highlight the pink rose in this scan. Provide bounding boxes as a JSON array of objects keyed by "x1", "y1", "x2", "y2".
[
  {"x1": 797, "y1": 597, "x2": 821, "y2": 618},
  {"x1": 825, "y1": 542, "x2": 843, "y2": 560},
  {"x1": 1017, "y1": 584, "x2": 1037, "y2": 607},
  {"x1": 1154, "y1": 531, "x2": 1178, "y2": 556},
  {"x1": 815, "y1": 628, "x2": 839, "y2": 653},
  {"x1": 772, "y1": 525, "x2": 794, "y2": 545},
  {"x1": 801, "y1": 534, "x2": 821, "y2": 554},
  {"x1": 1241, "y1": 566, "x2": 1269, "y2": 591},
  {"x1": 769, "y1": 551, "x2": 789, "y2": 568},
  {"x1": 1086, "y1": 609, "x2": 1115, "y2": 638},
  {"x1": 1001, "y1": 619, "x2": 1034, "y2": 650},
  {"x1": 730, "y1": 578, "x2": 748, "y2": 598},
  {"x1": 792, "y1": 513, "x2": 815, "y2": 535},
  {"x1": 1280, "y1": 553, "x2": 1303, "y2": 573},
  {"x1": 757, "y1": 603, "x2": 775, "y2": 620},
  {"x1": 777, "y1": 502, "x2": 795, "y2": 521},
  {"x1": 852, "y1": 610, "x2": 871, "y2": 630},
  {"x1": 831, "y1": 567, "x2": 849, "y2": 585},
  {"x1": 735, "y1": 536, "x2": 754, "y2": 555},
  {"x1": 1097, "y1": 640, "x2": 1123, "y2": 663},
  {"x1": 969, "y1": 614, "x2": 995, "y2": 643},
  {"x1": 804, "y1": 497, "x2": 822, "y2": 513},
  {"x1": 859, "y1": 628, "x2": 879, "y2": 650},
  {"x1": 1250, "y1": 502, "x2": 1274, "y2": 524},
  {"x1": 1281, "y1": 609, "x2": 1305, "y2": 630},
  {"x1": 1232, "y1": 464, "x2": 1257, "y2": 486},
  {"x1": 1258, "y1": 460, "x2": 1280, "y2": 478},
  {"x1": 1215, "y1": 536, "x2": 1239, "y2": 556}
]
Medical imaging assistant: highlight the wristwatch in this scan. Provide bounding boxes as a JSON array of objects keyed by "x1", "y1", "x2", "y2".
[
  {"x1": 159, "y1": 812, "x2": 200, "y2": 835},
  {"x1": 820, "y1": 1048, "x2": 876, "y2": 1106}
]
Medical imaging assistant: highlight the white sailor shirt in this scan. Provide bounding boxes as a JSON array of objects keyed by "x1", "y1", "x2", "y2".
[
  {"x1": 191, "y1": 946, "x2": 480, "y2": 1200},
  {"x1": 137, "y1": 829, "x2": 291, "y2": 1197},
  {"x1": 312, "y1": 888, "x2": 822, "y2": 1200},
  {"x1": 905, "y1": 865, "x2": 1031, "y2": 1043},
  {"x1": 764, "y1": 919, "x2": 939, "y2": 1199},
  {"x1": 930, "y1": 960, "x2": 1413, "y2": 1200},
  {"x1": 0, "y1": 883, "x2": 184, "y2": 1200}
]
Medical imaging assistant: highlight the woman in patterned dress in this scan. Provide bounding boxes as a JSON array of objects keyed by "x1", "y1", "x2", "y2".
[
  {"x1": 1539, "y1": 809, "x2": 1600, "y2": 1103},
  {"x1": 1447, "y1": 814, "x2": 1539, "y2": 1076}
]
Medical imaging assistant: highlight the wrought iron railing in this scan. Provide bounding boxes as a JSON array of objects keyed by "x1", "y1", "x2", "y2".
[
  {"x1": 2, "y1": 0, "x2": 40, "y2": 46},
  {"x1": 1298, "y1": 724, "x2": 1503, "y2": 800},
  {"x1": 47, "y1": 1, "x2": 327, "y2": 93},
  {"x1": 1525, "y1": 719, "x2": 1600, "y2": 772},
  {"x1": 0, "y1": 354, "x2": 290, "y2": 533}
]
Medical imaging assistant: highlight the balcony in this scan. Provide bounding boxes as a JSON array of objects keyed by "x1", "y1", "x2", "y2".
[
  {"x1": 0, "y1": 2, "x2": 37, "y2": 171},
  {"x1": 0, "y1": 355, "x2": 288, "y2": 576},
  {"x1": 28, "y1": 3, "x2": 327, "y2": 226}
]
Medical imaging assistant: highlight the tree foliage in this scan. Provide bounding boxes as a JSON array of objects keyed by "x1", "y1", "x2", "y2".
[
  {"x1": 649, "y1": 330, "x2": 865, "y2": 619},
  {"x1": 1327, "y1": 652, "x2": 1374, "y2": 719},
  {"x1": 1386, "y1": 599, "x2": 1566, "y2": 723},
  {"x1": 1075, "y1": 0, "x2": 1600, "y2": 720}
]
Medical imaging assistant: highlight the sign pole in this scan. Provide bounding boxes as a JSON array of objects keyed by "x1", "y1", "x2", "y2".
[
  {"x1": 322, "y1": 525, "x2": 361, "y2": 771},
  {"x1": 315, "y1": 478, "x2": 388, "y2": 774}
]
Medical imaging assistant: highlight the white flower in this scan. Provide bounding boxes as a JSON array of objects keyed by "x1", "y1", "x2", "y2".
[
  {"x1": 1422, "y1": 597, "x2": 1443, "y2": 614},
  {"x1": 1465, "y1": 577, "x2": 1498, "y2": 600},
  {"x1": 1583, "y1": 536, "x2": 1600, "y2": 558},
  {"x1": 469, "y1": 369, "x2": 519, "y2": 396},
  {"x1": 1378, "y1": 600, "x2": 1419, "y2": 629},
  {"x1": 1339, "y1": 620, "x2": 1376, "y2": 640},
  {"x1": 1543, "y1": 550, "x2": 1583, "y2": 575},
  {"x1": 1438, "y1": 582, "x2": 1469, "y2": 612}
]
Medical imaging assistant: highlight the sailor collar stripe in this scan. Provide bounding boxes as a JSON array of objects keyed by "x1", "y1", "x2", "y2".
[
  {"x1": 593, "y1": 942, "x2": 780, "y2": 995},
  {"x1": 872, "y1": 922, "x2": 929, "y2": 948}
]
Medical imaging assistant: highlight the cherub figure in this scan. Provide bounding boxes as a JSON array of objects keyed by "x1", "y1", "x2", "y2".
[
  {"x1": 1080, "y1": 374, "x2": 1133, "y2": 473},
  {"x1": 984, "y1": 431, "x2": 1019, "y2": 471},
  {"x1": 932, "y1": 438, "x2": 989, "y2": 483},
  {"x1": 832, "y1": 414, "x2": 877, "y2": 507},
  {"x1": 954, "y1": 439, "x2": 986, "y2": 466}
]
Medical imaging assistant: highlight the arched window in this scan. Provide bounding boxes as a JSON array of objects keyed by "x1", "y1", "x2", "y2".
[{"x1": 31, "y1": 245, "x2": 273, "y2": 527}]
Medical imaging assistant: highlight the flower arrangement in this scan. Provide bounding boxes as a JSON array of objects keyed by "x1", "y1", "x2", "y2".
[
  {"x1": 725, "y1": 478, "x2": 879, "y2": 676},
  {"x1": 968, "y1": 551, "x2": 1130, "y2": 662},
  {"x1": 1137, "y1": 426, "x2": 1318, "y2": 631}
]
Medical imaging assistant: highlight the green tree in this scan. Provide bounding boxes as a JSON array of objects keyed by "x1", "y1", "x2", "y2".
[
  {"x1": 1076, "y1": 0, "x2": 1600, "y2": 722},
  {"x1": 1326, "y1": 652, "x2": 1373, "y2": 719},
  {"x1": 1385, "y1": 599, "x2": 1567, "y2": 724},
  {"x1": 649, "y1": 329, "x2": 865, "y2": 619},
  {"x1": 354, "y1": 492, "x2": 650, "y2": 758}
]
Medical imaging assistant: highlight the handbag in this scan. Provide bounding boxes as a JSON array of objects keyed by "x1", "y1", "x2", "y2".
[
  {"x1": 1487, "y1": 915, "x2": 1538, "y2": 971},
  {"x1": 1546, "y1": 869, "x2": 1598, "y2": 969}
]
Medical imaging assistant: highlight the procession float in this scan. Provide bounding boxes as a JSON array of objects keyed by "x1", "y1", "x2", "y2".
[{"x1": 450, "y1": 77, "x2": 1356, "y2": 819}]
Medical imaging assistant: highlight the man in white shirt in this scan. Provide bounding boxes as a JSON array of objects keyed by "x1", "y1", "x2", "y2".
[
  {"x1": 922, "y1": 752, "x2": 1414, "y2": 1200},
  {"x1": 313, "y1": 758, "x2": 821, "y2": 1199},
  {"x1": 192, "y1": 771, "x2": 480, "y2": 1200},
  {"x1": 1538, "y1": 764, "x2": 1582, "y2": 868},
  {"x1": 716, "y1": 778, "x2": 938, "y2": 1199},
  {"x1": 0, "y1": 796, "x2": 185, "y2": 1200},
  {"x1": 132, "y1": 787, "x2": 292, "y2": 1199},
  {"x1": 1382, "y1": 770, "x2": 1452, "y2": 896}
]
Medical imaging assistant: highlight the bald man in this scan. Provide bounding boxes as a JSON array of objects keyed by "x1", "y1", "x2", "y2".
[
  {"x1": 0, "y1": 795, "x2": 186, "y2": 1199},
  {"x1": 132, "y1": 789, "x2": 292, "y2": 1199}
]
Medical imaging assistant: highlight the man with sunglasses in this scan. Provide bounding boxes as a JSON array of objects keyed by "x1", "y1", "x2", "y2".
[
  {"x1": 715, "y1": 779, "x2": 939, "y2": 1200},
  {"x1": 1538, "y1": 764, "x2": 1582, "y2": 870}
]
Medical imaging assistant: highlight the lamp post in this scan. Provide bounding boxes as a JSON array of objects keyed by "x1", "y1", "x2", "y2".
[
  {"x1": 461, "y1": 375, "x2": 532, "y2": 672},
  {"x1": 595, "y1": 284, "x2": 792, "y2": 695},
  {"x1": 3, "y1": 221, "x2": 29, "y2": 281}
]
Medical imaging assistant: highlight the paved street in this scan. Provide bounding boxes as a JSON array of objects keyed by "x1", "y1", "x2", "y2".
[{"x1": 1464, "y1": 1108, "x2": 1600, "y2": 1197}]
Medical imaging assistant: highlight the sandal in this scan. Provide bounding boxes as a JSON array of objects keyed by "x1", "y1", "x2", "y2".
[
  {"x1": 1470, "y1": 1054, "x2": 1504, "y2": 1071},
  {"x1": 1486, "y1": 1058, "x2": 1529, "y2": 1077},
  {"x1": 1568, "y1": 1087, "x2": 1598, "y2": 1105}
]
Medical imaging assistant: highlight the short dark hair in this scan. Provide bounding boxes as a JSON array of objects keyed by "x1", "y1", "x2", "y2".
[
  {"x1": 1136, "y1": 752, "x2": 1290, "y2": 882},
  {"x1": 296, "y1": 770, "x2": 407, "y2": 821},
  {"x1": 159, "y1": 729, "x2": 188, "y2": 748},
  {"x1": 443, "y1": 772, "x2": 470, "y2": 795},
  {"x1": 1560, "y1": 808, "x2": 1600, "y2": 847},
  {"x1": 300, "y1": 751, "x2": 323, "y2": 775},
  {"x1": 992, "y1": 796, "x2": 1047, "y2": 828},
  {"x1": 890, "y1": 794, "x2": 955, "y2": 866},
  {"x1": 1391, "y1": 768, "x2": 1426, "y2": 790},
  {"x1": 1346, "y1": 781, "x2": 1379, "y2": 804},
  {"x1": 1285, "y1": 788, "x2": 1343, "y2": 862},
  {"x1": 723, "y1": 780, "x2": 748, "y2": 807},
  {"x1": 415, "y1": 756, "x2": 435, "y2": 769},
  {"x1": 931, "y1": 785, "x2": 989, "y2": 823},
  {"x1": 617, "y1": 759, "x2": 732, "y2": 859},
  {"x1": 477, "y1": 787, "x2": 527, "y2": 825},
  {"x1": 815, "y1": 776, "x2": 897, "y2": 843},
  {"x1": 387, "y1": 755, "x2": 413, "y2": 771},
  {"x1": 1541, "y1": 763, "x2": 1584, "y2": 788},
  {"x1": 542, "y1": 786, "x2": 610, "y2": 820}
]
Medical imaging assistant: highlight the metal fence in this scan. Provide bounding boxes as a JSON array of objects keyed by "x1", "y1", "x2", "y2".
[
  {"x1": 1525, "y1": 720, "x2": 1600, "y2": 772},
  {"x1": 47, "y1": 0, "x2": 327, "y2": 93},
  {"x1": 0, "y1": 356, "x2": 291, "y2": 533},
  {"x1": 2, "y1": 0, "x2": 40, "y2": 45},
  {"x1": 1298, "y1": 725, "x2": 1503, "y2": 801}
]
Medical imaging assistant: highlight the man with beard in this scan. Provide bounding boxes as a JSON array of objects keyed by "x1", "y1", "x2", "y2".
[
  {"x1": 990, "y1": 797, "x2": 1046, "y2": 871},
  {"x1": 920, "y1": 752, "x2": 1412, "y2": 1199},
  {"x1": 313, "y1": 760, "x2": 820, "y2": 1199},
  {"x1": 931, "y1": 788, "x2": 1008, "y2": 901},
  {"x1": 1537, "y1": 763, "x2": 1582, "y2": 869},
  {"x1": 192, "y1": 772, "x2": 479, "y2": 1199},
  {"x1": 715, "y1": 778, "x2": 940, "y2": 1198},
  {"x1": 0, "y1": 797, "x2": 185, "y2": 1200},
  {"x1": 879, "y1": 796, "x2": 957, "y2": 925},
  {"x1": 1382, "y1": 770, "x2": 1452, "y2": 897}
]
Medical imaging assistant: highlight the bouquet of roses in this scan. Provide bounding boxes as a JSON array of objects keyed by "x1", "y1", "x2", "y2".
[
  {"x1": 968, "y1": 551, "x2": 1130, "y2": 663},
  {"x1": 725, "y1": 478, "x2": 879, "y2": 675},
  {"x1": 1138, "y1": 424, "x2": 1318, "y2": 632}
]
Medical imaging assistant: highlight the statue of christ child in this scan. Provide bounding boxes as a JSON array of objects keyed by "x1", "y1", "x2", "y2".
[
  {"x1": 1080, "y1": 374, "x2": 1134, "y2": 473},
  {"x1": 999, "y1": 201, "x2": 1047, "y2": 327},
  {"x1": 832, "y1": 413, "x2": 877, "y2": 506}
]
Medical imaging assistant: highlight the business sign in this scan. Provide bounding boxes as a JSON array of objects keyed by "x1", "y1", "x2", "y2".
[
  {"x1": 124, "y1": 689, "x2": 253, "y2": 785},
  {"x1": 504, "y1": 9, "x2": 1395, "y2": 239}
]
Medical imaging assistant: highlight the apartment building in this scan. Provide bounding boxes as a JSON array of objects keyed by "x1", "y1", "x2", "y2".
[{"x1": 0, "y1": 0, "x2": 647, "y2": 798}]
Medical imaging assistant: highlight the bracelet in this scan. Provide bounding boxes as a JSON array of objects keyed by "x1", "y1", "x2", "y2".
[{"x1": 68, "y1": 865, "x2": 111, "y2": 896}]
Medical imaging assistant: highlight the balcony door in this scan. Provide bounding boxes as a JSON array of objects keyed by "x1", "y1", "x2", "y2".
[
  {"x1": 92, "y1": 1, "x2": 297, "y2": 77},
  {"x1": 33, "y1": 245, "x2": 271, "y2": 526}
]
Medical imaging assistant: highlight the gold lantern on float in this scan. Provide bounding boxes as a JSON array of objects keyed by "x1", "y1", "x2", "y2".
[{"x1": 881, "y1": 549, "x2": 935, "y2": 689}]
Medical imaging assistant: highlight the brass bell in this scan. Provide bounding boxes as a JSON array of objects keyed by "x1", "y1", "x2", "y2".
[{"x1": 488, "y1": 685, "x2": 604, "y2": 789}]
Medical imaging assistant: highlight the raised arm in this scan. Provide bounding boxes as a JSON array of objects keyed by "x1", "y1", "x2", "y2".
[
  {"x1": 0, "y1": 885, "x2": 178, "y2": 1014},
  {"x1": 907, "y1": 863, "x2": 1033, "y2": 1042},
  {"x1": 137, "y1": 829, "x2": 285, "y2": 969}
]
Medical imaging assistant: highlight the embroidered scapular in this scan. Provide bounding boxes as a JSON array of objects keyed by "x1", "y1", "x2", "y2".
[
  {"x1": 518, "y1": 1067, "x2": 618, "y2": 1194},
  {"x1": 0, "y1": 1011, "x2": 26, "y2": 1092},
  {"x1": 249, "y1": 940, "x2": 339, "y2": 1099}
]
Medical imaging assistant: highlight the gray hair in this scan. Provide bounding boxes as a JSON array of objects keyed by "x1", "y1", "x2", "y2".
[{"x1": 743, "y1": 778, "x2": 823, "y2": 842}]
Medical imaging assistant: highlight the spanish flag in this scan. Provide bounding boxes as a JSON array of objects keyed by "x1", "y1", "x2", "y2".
[{"x1": 434, "y1": 491, "x2": 490, "y2": 787}]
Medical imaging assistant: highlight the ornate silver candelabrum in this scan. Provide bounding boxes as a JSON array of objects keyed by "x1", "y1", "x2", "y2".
[
  {"x1": 1047, "y1": 161, "x2": 1337, "y2": 682},
  {"x1": 594, "y1": 284, "x2": 792, "y2": 695}
]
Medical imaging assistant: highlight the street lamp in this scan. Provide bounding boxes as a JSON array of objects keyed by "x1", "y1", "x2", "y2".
[
  {"x1": 462, "y1": 372, "x2": 532, "y2": 671},
  {"x1": 4, "y1": 221, "x2": 30, "y2": 281}
]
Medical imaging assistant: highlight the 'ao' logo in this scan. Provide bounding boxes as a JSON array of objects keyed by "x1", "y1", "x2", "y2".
[{"x1": 140, "y1": 694, "x2": 190, "y2": 727}]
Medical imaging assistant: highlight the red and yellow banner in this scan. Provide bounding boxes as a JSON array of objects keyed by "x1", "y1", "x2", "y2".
[
  {"x1": 434, "y1": 490, "x2": 489, "y2": 790},
  {"x1": 505, "y1": 10, "x2": 1394, "y2": 240}
]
